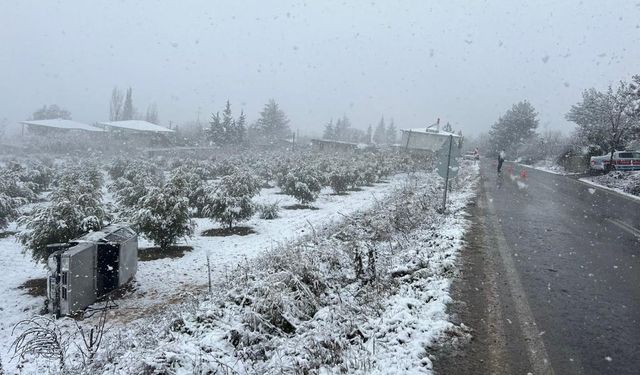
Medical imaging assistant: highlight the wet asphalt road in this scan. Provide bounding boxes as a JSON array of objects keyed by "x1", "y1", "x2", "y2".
[{"x1": 479, "y1": 161, "x2": 640, "y2": 374}]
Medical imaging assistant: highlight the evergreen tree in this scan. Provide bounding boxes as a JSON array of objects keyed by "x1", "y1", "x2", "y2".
[
  {"x1": 323, "y1": 119, "x2": 335, "y2": 140},
  {"x1": 122, "y1": 87, "x2": 134, "y2": 120},
  {"x1": 373, "y1": 116, "x2": 386, "y2": 144},
  {"x1": 221, "y1": 100, "x2": 235, "y2": 144},
  {"x1": 386, "y1": 120, "x2": 397, "y2": 144},
  {"x1": 207, "y1": 112, "x2": 225, "y2": 145},
  {"x1": 365, "y1": 124, "x2": 373, "y2": 144},
  {"x1": 236, "y1": 110, "x2": 247, "y2": 144},
  {"x1": 443, "y1": 122, "x2": 453, "y2": 132},
  {"x1": 255, "y1": 99, "x2": 291, "y2": 142},
  {"x1": 489, "y1": 100, "x2": 539, "y2": 156}
]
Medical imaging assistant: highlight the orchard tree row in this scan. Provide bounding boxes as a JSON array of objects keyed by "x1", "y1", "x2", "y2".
[{"x1": 7, "y1": 150, "x2": 429, "y2": 263}]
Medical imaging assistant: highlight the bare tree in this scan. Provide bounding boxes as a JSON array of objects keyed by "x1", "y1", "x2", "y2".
[
  {"x1": 629, "y1": 74, "x2": 640, "y2": 117},
  {"x1": 566, "y1": 81, "x2": 640, "y2": 158},
  {"x1": 146, "y1": 103, "x2": 159, "y2": 124},
  {"x1": 109, "y1": 87, "x2": 124, "y2": 121},
  {"x1": 122, "y1": 87, "x2": 134, "y2": 120}
]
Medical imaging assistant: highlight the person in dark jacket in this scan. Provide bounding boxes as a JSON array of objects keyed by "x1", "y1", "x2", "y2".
[{"x1": 497, "y1": 150, "x2": 505, "y2": 173}]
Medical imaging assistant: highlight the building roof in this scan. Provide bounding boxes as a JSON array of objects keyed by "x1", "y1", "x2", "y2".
[
  {"x1": 20, "y1": 119, "x2": 105, "y2": 132},
  {"x1": 401, "y1": 127, "x2": 461, "y2": 137},
  {"x1": 99, "y1": 120, "x2": 175, "y2": 133}
]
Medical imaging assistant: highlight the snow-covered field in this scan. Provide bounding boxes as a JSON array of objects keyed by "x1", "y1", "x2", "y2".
[
  {"x1": 1, "y1": 160, "x2": 479, "y2": 374},
  {"x1": 0, "y1": 173, "x2": 402, "y2": 373}
]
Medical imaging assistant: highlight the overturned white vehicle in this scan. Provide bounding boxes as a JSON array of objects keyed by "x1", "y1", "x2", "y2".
[{"x1": 46, "y1": 224, "x2": 138, "y2": 317}]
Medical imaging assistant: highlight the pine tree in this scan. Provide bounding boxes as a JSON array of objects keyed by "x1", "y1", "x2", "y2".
[
  {"x1": 490, "y1": 100, "x2": 539, "y2": 156},
  {"x1": 236, "y1": 110, "x2": 247, "y2": 144},
  {"x1": 443, "y1": 122, "x2": 453, "y2": 132},
  {"x1": 373, "y1": 116, "x2": 386, "y2": 144},
  {"x1": 365, "y1": 124, "x2": 373, "y2": 144},
  {"x1": 221, "y1": 100, "x2": 235, "y2": 144},
  {"x1": 256, "y1": 99, "x2": 291, "y2": 142},
  {"x1": 386, "y1": 120, "x2": 397, "y2": 144},
  {"x1": 122, "y1": 87, "x2": 134, "y2": 120},
  {"x1": 323, "y1": 119, "x2": 335, "y2": 140},
  {"x1": 207, "y1": 112, "x2": 225, "y2": 145}
]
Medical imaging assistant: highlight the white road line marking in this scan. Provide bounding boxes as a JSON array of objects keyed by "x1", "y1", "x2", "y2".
[
  {"x1": 485, "y1": 187, "x2": 556, "y2": 375},
  {"x1": 605, "y1": 218, "x2": 640, "y2": 238}
]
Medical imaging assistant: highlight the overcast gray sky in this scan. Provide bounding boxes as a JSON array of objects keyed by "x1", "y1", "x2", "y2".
[{"x1": 1, "y1": 0, "x2": 639, "y2": 137}]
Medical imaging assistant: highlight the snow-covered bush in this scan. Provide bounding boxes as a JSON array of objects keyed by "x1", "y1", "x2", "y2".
[
  {"x1": 0, "y1": 193, "x2": 22, "y2": 230},
  {"x1": 258, "y1": 202, "x2": 280, "y2": 220},
  {"x1": 279, "y1": 167, "x2": 324, "y2": 204},
  {"x1": 328, "y1": 169, "x2": 349, "y2": 194},
  {"x1": 17, "y1": 166, "x2": 106, "y2": 263},
  {"x1": 6, "y1": 160, "x2": 55, "y2": 194},
  {"x1": 109, "y1": 160, "x2": 163, "y2": 212},
  {"x1": 132, "y1": 173, "x2": 195, "y2": 250},
  {"x1": 170, "y1": 167, "x2": 208, "y2": 217},
  {"x1": 203, "y1": 169, "x2": 260, "y2": 229},
  {"x1": 0, "y1": 168, "x2": 38, "y2": 203}
]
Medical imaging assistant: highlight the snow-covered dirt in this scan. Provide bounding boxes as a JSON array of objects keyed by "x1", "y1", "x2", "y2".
[{"x1": 0, "y1": 173, "x2": 407, "y2": 373}]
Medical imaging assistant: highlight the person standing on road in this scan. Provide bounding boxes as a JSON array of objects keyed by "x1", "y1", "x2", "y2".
[{"x1": 497, "y1": 150, "x2": 505, "y2": 173}]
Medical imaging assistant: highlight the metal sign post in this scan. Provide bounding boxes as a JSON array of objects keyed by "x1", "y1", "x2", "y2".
[{"x1": 442, "y1": 135, "x2": 453, "y2": 211}]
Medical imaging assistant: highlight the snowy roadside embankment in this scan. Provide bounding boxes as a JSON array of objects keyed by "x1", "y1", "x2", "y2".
[
  {"x1": 580, "y1": 171, "x2": 640, "y2": 199},
  {"x1": 86, "y1": 162, "x2": 478, "y2": 375}
]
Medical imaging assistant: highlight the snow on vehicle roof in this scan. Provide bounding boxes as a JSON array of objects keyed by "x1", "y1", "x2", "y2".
[
  {"x1": 20, "y1": 119, "x2": 105, "y2": 132},
  {"x1": 99, "y1": 120, "x2": 175, "y2": 133}
]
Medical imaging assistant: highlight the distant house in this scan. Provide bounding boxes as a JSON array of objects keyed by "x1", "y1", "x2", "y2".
[
  {"x1": 20, "y1": 119, "x2": 105, "y2": 134},
  {"x1": 99, "y1": 120, "x2": 175, "y2": 147},
  {"x1": 400, "y1": 124, "x2": 461, "y2": 152}
]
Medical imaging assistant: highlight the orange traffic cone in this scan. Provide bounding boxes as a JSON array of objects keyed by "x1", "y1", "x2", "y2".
[{"x1": 520, "y1": 168, "x2": 528, "y2": 179}]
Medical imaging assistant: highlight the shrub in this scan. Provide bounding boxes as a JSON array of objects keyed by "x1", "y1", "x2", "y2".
[
  {"x1": 132, "y1": 174, "x2": 195, "y2": 250},
  {"x1": 109, "y1": 160, "x2": 163, "y2": 212},
  {"x1": 203, "y1": 169, "x2": 260, "y2": 229},
  {"x1": 0, "y1": 193, "x2": 22, "y2": 230},
  {"x1": 280, "y1": 167, "x2": 323, "y2": 204},
  {"x1": 17, "y1": 166, "x2": 106, "y2": 263},
  {"x1": 328, "y1": 170, "x2": 349, "y2": 195},
  {"x1": 258, "y1": 202, "x2": 280, "y2": 220},
  {"x1": 170, "y1": 167, "x2": 208, "y2": 217}
]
